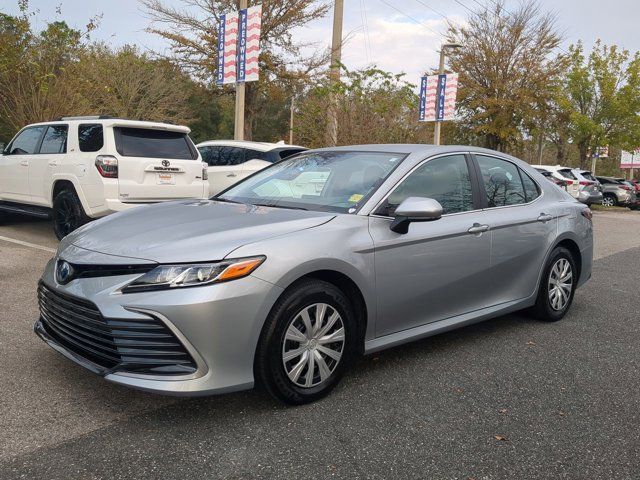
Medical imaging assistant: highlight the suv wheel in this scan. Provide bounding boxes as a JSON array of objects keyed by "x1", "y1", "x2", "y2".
[
  {"x1": 532, "y1": 246, "x2": 577, "y2": 322},
  {"x1": 52, "y1": 189, "x2": 89, "y2": 240},
  {"x1": 255, "y1": 279, "x2": 357, "y2": 405},
  {"x1": 602, "y1": 194, "x2": 617, "y2": 207}
]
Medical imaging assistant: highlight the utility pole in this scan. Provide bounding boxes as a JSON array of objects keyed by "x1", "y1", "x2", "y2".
[
  {"x1": 289, "y1": 96, "x2": 295, "y2": 145},
  {"x1": 234, "y1": 0, "x2": 248, "y2": 140},
  {"x1": 433, "y1": 43, "x2": 462, "y2": 146},
  {"x1": 326, "y1": 0, "x2": 344, "y2": 146}
]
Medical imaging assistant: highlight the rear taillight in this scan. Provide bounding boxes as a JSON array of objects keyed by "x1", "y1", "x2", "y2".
[
  {"x1": 620, "y1": 185, "x2": 631, "y2": 191},
  {"x1": 95, "y1": 155, "x2": 118, "y2": 178},
  {"x1": 579, "y1": 181, "x2": 592, "y2": 186},
  {"x1": 581, "y1": 208, "x2": 593, "y2": 221},
  {"x1": 202, "y1": 162, "x2": 208, "y2": 181}
]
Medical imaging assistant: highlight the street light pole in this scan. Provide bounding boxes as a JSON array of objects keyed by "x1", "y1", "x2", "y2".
[
  {"x1": 433, "y1": 43, "x2": 462, "y2": 146},
  {"x1": 326, "y1": 0, "x2": 344, "y2": 146}
]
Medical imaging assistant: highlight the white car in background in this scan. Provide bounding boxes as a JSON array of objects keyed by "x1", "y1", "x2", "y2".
[
  {"x1": 533, "y1": 165, "x2": 580, "y2": 199},
  {"x1": 571, "y1": 169, "x2": 603, "y2": 205},
  {"x1": 197, "y1": 140, "x2": 306, "y2": 195},
  {"x1": 0, "y1": 116, "x2": 209, "y2": 239}
]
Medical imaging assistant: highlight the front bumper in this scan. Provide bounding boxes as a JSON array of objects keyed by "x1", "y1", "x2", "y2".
[{"x1": 35, "y1": 257, "x2": 283, "y2": 396}]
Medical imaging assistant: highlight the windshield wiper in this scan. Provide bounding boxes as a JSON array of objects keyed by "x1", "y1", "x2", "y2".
[
  {"x1": 252, "y1": 202, "x2": 308, "y2": 211},
  {"x1": 212, "y1": 197, "x2": 245, "y2": 205}
]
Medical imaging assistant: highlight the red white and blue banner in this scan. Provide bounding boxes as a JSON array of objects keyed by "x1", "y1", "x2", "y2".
[
  {"x1": 419, "y1": 73, "x2": 458, "y2": 122},
  {"x1": 216, "y1": 12, "x2": 239, "y2": 85},
  {"x1": 238, "y1": 4, "x2": 262, "y2": 82}
]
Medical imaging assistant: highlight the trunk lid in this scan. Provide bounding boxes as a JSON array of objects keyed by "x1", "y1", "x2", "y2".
[{"x1": 111, "y1": 125, "x2": 206, "y2": 202}]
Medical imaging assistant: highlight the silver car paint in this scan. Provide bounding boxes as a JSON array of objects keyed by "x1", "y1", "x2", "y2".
[{"x1": 38, "y1": 145, "x2": 593, "y2": 396}]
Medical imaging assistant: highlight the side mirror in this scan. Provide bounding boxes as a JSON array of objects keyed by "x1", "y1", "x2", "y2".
[{"x1": 390, "y1": 197, "x2": 443, "y2": 234}]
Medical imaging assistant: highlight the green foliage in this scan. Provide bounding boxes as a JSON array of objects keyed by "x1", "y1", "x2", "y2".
[{"x1": 560, "y1": 40, "x2": 640, "y2": 168}]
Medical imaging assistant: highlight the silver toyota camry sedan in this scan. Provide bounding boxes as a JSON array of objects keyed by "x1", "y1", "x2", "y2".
[{"x1": 35, "y1": 145, "x2": 593, "y2": 404}]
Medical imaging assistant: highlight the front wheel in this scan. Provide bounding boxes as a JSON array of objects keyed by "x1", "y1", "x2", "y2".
[
  {"x1": 255, "y1": 279, "x2": 358, "y2": 405},
  {"x1": 531, "y1": 246, "x2": 577, "y2": 322},
  {"x1": 52, "y1": 189, "x2": 90, "y2": 240}
]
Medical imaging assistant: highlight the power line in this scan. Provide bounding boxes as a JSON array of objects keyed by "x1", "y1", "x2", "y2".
[
  {"x1": 359, "y1": 0, "x2": 372, "y2": 62},
  {"x1": 377, "y1": 0, "x2": 445, "y2": 39}
]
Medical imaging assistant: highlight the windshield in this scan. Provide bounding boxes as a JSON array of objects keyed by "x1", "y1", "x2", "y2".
[{"x1": 218, "y1": 151, "x2": 405, "y2": 213}]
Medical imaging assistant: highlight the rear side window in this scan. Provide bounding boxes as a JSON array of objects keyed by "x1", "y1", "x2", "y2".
[
  {"x1": 476, "y1": 155, "x2": 527, "y2": 207},
  {"x1": 243, "y1": 149, "x2": 267, "y2": 161},
  {"x1": 558, "y1": 169, "x2": 577, "y2": 180},
  {"x1": 520, "y1": 170, "x2": 541, "y2": 202},
  {"x1": 582, "y1": 172, "x2": 597, "y2": 182},
  {"x1": 39, "y1": 125, "x2": 68, "y2": 154},
  {"x1": 79, "y1": 124, "x2": 104, "y2": 152},
  {"x1": 114, "y1": 127, "x2": 197, "y2": 159},
  {"x1": 9, "y1": 126, "x2": 46, "y2": 154},
  {"x1": 199, "y1": 146, "x2": 218, "y2": 166}
]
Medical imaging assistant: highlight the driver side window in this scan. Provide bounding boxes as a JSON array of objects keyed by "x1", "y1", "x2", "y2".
[{"x1": 380, "y1": 154, "x2": 474, "y2": 217}]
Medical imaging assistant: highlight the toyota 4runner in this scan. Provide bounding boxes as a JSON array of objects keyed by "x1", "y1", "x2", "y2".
[{"x1": 0, "y1": 116, "x2": 209, "y2": 239}]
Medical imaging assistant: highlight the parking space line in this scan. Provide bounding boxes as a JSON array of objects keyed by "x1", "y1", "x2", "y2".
[{"x1": 0, "y1": 235, "x2": 56, "y2": 254}]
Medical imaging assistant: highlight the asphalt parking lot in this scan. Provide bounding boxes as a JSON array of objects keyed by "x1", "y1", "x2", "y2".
[{"x1": 1, "y1": 211, "x2": 639, "y2": 479}]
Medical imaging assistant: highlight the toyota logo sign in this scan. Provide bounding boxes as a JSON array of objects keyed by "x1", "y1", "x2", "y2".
[{"x1": 162, "y1": 160, "x2": 170, "y2": 167}]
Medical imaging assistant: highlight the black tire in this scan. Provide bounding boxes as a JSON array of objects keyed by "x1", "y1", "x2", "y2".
[
  {"x1": 255, "y1": 279, "x2": 358, "y2": 405},
  {"x1": 52, "y1": 189, "x2": 90, "y2": 240},
  {"x1": 531, "y1": 246, "x2": 577, "y2": 322},
  {"x1": 602, "y1": 193, "x2": 617, "y2": 207}
]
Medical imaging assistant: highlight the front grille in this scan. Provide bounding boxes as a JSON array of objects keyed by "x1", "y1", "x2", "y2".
[{"x1": 38, "y1": 282, "x2": 197, "y2": 376}]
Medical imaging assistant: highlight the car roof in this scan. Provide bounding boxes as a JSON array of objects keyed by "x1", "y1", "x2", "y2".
[
  {"x1": 196, "y1": 139, "x2": 306, "y2": 151},
  {"x1": 535, "y1": 165, "x2": 573, "y2": 172},
  {"x1": 305, "y1": 144, "x2": 524, "y2": 157}
]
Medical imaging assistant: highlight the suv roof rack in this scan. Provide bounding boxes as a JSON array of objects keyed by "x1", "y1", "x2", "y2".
[{"x1": 55, "y1": 115, "x2": 116, "y2": 121}]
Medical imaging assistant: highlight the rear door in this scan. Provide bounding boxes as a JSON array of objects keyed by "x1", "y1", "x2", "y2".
[
  {"x1": 114, "y1": 126, "x2": 205, "y2": 202},
  {"x1": 0, "y1": 126, "x2": 46, "y2": 203},
  {"x1": 29, "y1": 124, "x2": 68, "y2": 206},
  {"x1": 203, "y1": 146, "x2": 247, "y2": 195},
  {"x1": 473, "y1": 154, "x2": 557, "y2": 304}
]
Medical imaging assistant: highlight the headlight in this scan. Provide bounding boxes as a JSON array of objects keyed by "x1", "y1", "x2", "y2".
[{"x1": 121, "y1": 256, "x2": 265, "y2": 293}]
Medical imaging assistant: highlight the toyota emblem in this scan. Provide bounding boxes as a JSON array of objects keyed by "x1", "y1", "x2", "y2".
[
  {"x1": 162, "y1": 160, "x2": 170, "y2": 168},
  {"x1": 56, "y1": 260, "x2": 74, "y2": 284}
]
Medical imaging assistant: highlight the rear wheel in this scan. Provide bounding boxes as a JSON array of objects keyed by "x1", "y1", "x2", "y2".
[
  {"x1": 255, "y1": 279, "x2": 357, "y2": 405},
  {"x1": 602, "y1": 194, "x2": 617, "y2": 207},
  {"x1": 532, "y1": 246, "x2": 577, "y2": 322},
  {"x1": 52, "y1": 189, "x2": 89, "y2": 240}
]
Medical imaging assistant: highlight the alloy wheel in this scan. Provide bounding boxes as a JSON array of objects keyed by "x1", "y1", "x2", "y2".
[
  {"x1": 602, "y1": 196, "x2": 615, "y2": 207},
  {"x1": 55, "y1": 196, "x2": 79, "y2": 237},
  {"x1": 548, "y1": 258, "x2": 573, "y2": 311},
  {"x1": 282, "y1": 303, "x2": 345, "y2": 388}
]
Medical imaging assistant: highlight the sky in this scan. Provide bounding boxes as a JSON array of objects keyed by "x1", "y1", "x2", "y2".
[{"x1": 1, "y1": 0, "x2": 639, "y2": 84}]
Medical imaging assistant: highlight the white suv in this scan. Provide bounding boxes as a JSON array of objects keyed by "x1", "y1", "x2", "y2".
[
  {"x1": 196, "y1": 140, "x2": 306, "y2": 195},
  {"x1": 0, "y1": 117, "x2": 209, "y2": 239}
]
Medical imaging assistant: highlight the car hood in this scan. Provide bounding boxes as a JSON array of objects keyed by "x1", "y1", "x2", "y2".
[{"x1": 65, "y1": 199, "x2": 335, "y2": 263}]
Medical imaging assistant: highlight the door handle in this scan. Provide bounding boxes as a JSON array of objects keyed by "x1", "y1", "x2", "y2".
[
  {"x1": 19, "y1": 159, "x2": 29, "y2": 166},
  {"x1": 537, "y1": 213, "x2": 553, "y2": 223},
  {"x1": 468, "y1": 223, "x2": 490, "y2": 234},
  {"x1": 226, "y1": 173, "x2": 237, "y2": 177}
]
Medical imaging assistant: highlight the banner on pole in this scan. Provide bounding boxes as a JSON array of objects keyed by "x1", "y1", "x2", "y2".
[
  {"x1": 419, "y1": 73, "x2": 458, "y2": 122},
  {"x1": 621, "y1": 149, "x2": 640, "y2": 169},
  {"x1": 238, "y1": 4, "x2": 262, "y2": 83},
  {"x1": 216, "y1": 12, "x2": 239, "y2": 85}
]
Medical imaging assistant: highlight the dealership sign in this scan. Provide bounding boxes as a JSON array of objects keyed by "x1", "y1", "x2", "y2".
[
  {"x1": 620, "y1": 149, "x2": 640, "y2": 169},
  {"x1": 419, "y1": 73, "x2": 458, "y2": 122},
  {"x1": 217, "y1": 5, "x2": 262, "y2": 86}
]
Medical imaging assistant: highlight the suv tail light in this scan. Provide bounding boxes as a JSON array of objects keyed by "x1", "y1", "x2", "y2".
[
  {"x1": 201, "y1": 162, "x2": 208, "y2": 181},
  {"x1": 579, "y1": 181, "x2": 592, "y2": 186},
  {"x1": 581, "y1": 208, "x2": 593, "y2": 221},
  {"x1": 95, "y1": 155, "x2": 118, "y2": 178},
  {"x1": 620, "y1": 185, "x2": 631, "y2": 191}
]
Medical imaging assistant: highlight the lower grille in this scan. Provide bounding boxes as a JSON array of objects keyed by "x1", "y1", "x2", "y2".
[{"x1": 38, "y1": 282, "x2": 197, "y2": 376}]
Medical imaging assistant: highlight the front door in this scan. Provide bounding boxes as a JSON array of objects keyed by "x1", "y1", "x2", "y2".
[
  {"x1": 369, "y1": 154, "x2": 493, "y2": 337},
  {"x1": 473, "y1": 154, "x2": 558, "y2": 304},
  {"x1": 0, "y1": 126, "x2": 46, "y2": 203}
]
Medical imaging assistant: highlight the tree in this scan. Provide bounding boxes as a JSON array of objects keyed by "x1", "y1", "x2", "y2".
[
  {"x1": 295, "y1": 66, "x2": 431, "y2": 148},
  {"x1": 561, "y1": 40, "x2": 640, "y2": 168},
  {"x1": 139, "y1": 0, "x2": 330, "y2": 140},
  {"x1": 446, "y1": 0, "x2": 563, "y2": 152},
  {"x1": 68, "y1": 44, "x2": 194, "y2": 124}
]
